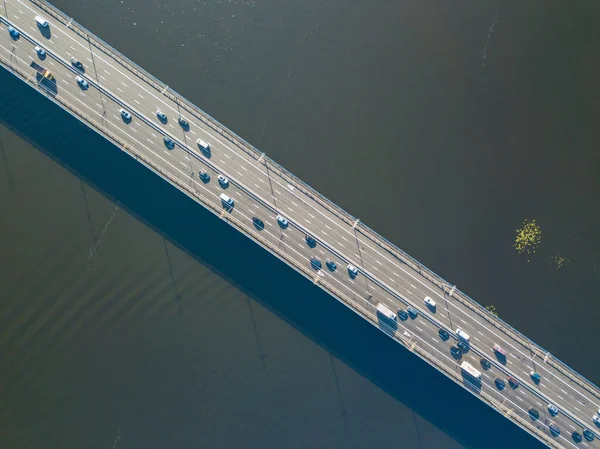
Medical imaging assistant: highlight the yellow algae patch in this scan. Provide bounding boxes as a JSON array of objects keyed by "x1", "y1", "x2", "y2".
[
  {"x1": 486, "y1": 305, "x2": 498, "y2": 317},
  {"x1": 514, "y1": 219, "x2": 542, "y2": 256},
  {"x1": 551, "y1": 253, "x2": 567, "y2": 269}
]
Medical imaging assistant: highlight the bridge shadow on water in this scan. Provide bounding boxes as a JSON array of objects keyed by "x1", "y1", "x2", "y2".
[{"x1": 0, "y1": 67, "x2": 545, "y2": 449}]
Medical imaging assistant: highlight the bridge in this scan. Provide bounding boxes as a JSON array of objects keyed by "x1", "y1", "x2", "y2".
[{"x1": 1, "y1": 1, "x2": 599, "y2": 447}]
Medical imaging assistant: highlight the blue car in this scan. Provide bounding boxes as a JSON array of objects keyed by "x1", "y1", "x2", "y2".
[
  {"x1": 305, "y1": 235, "x2": 316, "y2": 247},
  {"x1": 438, "y1": 328, "x2": 449, "y2": 341},
  {"x1": 156, "y1": 110, "x2": 167, "y2": 123},
  {"x1": 164, "y1": 136, "x2": 175, "y2": 150},
  {"x1": 549, "y1": 423, "x2": 560, "y2": 437},
  {"x1": 198, "y1": 170, "x2": 210, "y2": 183},
  {"x1": 495, "y1": 378, "x2": 505, "y2": 390},
  {"x1": 8, "y1": 26, "x2": 19, "y2": 39},
  {"x1": 397, "y1": 309, "x2": 408, "y2": 321},
  {"x1": 310, "y1": 257, "x2": 322, "y2": 270},
  {"x1": 325, "y1": 258, "x2": 337, "y2": 271},
  {"x1": 178, "y1": 116, "x2": 189, "y2": 130},
  {"x1": 407, "y1": 306, "x2": 418, "y2": 319},
  {"x1": 583, "y1": 429, "x2": 595, "y2": 442}
]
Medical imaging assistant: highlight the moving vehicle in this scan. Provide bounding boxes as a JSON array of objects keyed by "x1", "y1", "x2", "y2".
[
  {"x1": 592, "y1": 414, "x2": 600, "y2": 426},
  {"x1": 34, "y1": 46, "x2": 46, "y2": 58},
  {"x1": 572, "y1": 431, "x2": 582, "y2": 443},
  {"x1": 397, "y1": 309, "x2": 408, "y2": 321},
  {"x1": 528, "y1": 407, "x2": 539, "y2": 420},
  {"x1": 70, "y1": 56, "x2": 83, "y2": 70},
  {"x1": 76, "y1": 76, "x2": 89, "y2": 90},
  {"x1": 495, "y1": 378, "x2": 505, "y2": 390},
  {"x1": 310, "y1": 256, "x2": 321, "y2": 270},
  {"x1": 276, "y1": 215, "x2": 288, "y2": 228},
  {"x1": 493, "y1": 344, "x2": 507, "y2": 357},
  {"x1": 438, "y1": 328, "x2": 449, "y2": 340},
  {"x1": 376, "y1": 303, "x2": 396, "y2": 321},
  {"x1": 198, "y1": 170, "x2": 210, "y2": 182},
  {"x1": 347, "y1": 264, "x2": 358, "y2": 278},
  {"x1": 583, "y1": 429, "x2": 595, "y2": 441},
  {"x1": 156, "y1": 110, "x2": 167, "y2": 122},
  {"x1": 178, "y1": 117, "x2": 189, "y2": 130},
  {"x1": 163, "y1": 136, "x2": 174, "y2": 149},
  {"x1": 549, "y1": 423, "x2": 560, "y2": 437},
  {"x1": 217, "y1": 175, "x2": 229, "y2": 187},
  {"x1": 480, "y1": 358, "x2": 491, "y2": 370},
  {"x1": 197, "y1": 139, "x2": 210, "y2": 154},
  {"x1": 507, "y1": 376, "x2": 519, "y2": 389},
  {"x1": 407, "y1": 306, "x2": 418, "y2": 319},
  {"x1": 455, "y1": 328, "x2": 470, "y2": 343},
  {"x1": 252, "y1": 217, "x2": 264, "y2": 230},
  {"x1": 460, "y1": 361, "x2": 481, "y2": 381},
  {"x1": 530, "y1": 371, "x2": 541, "y2": 384},
  {"x1": 450, "y1": 346, "x2": 462, "y2": 359},
  {"x1": 34, "y1": 15, "x2": 49, "y2": 27},
  {"x1": 220, "y1": 193, "x2": 234, "y2": 210},
  {"x1": 305, "y1": 235, "x2": 316, "y2": 247},
  {"x1": 29, "y1": 61, "x2": 54, "y2": 82},
  {"x1": 325, "y1": 258, "x2": 337, "y2": 271},
  {"x1": 457, "y1": 340, "x2": 469, "y2": 353},
  {"x1": 548, "y1": 403, "x2": 559, "y2": 416},
  {"x1": 424, "y1": 296, "x2": 436, "y2": 310},
  {"x1": 120, "y1": 108, "x2": 132, "y2": 122},
  {"x1": 8, "y1": 25, "x2": 19, "y2": 39}
]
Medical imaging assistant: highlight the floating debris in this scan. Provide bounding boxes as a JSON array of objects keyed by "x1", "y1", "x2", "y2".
[
  {"x1": 551, "y1": 253, "x2": 568, "y2": 270},
  {"x1": 514, "y1": 219, "x2": 542, "y2": 257},
  {"x1": 486, "y1": 305, "x2": 498, "y2": 317}
]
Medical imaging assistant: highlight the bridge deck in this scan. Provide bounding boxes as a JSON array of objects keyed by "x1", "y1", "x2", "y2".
[{"x1": 1, "y1": 1, "x2": 599, "y2": 448}]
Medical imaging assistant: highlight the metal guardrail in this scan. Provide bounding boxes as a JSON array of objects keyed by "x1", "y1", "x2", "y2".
[
  {"x1": 0, "y1": 42, "x2": 564, "y2": 449},
  {"x1": 22, "y1": 0, "x2": 600, "y2": 409}
]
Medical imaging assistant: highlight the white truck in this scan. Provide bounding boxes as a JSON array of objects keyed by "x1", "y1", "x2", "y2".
[
  {"x1": 460, "y1": 361, "x2": 482, "y2": 381},
  {"x1": 376, "y1": 303, "x2": 396, "y2": 321}
]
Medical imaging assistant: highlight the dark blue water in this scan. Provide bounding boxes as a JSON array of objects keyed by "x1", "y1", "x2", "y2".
[{"x1": 1, "y1": 0, "x2": 599, "y2": 448}]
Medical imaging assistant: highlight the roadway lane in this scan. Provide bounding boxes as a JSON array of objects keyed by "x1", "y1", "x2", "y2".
[{"x1": 2, "y1": 3, "x2": 600, "y2": 447}]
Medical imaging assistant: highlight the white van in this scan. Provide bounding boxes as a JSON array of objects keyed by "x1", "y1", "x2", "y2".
[
  {"x1": 196, "y1": 139, "x2": 210, "y2": 153},
  {"x1": 220, "y1": 193, "x2": 234, "y2": 209},
  {"x1": 35, "y1": 16, "x2": 49, "y2": 27},
  {"x1": 455, "y1": 327, "x2": 470, "y2": 343}
]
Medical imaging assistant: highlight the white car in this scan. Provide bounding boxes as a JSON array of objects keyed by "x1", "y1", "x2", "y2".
[
  {"x1": 347, "y1": 264, "x2": 358, "y2": 278},
  {"x1": 34, "y1": 15, "x2": 48, "y2": 27},
  {"x1": 217, "y1": 175, "x2": 229, "y2": 187},
  {"x1": 424, "y1": 296, "x2": 436, "y2": 309},
  {"x1": 276, "y1": 215, "x2": 288, "y2": 228},
  {"x1": 593, "y1": 414, "x2": 600, "y2": 426}
]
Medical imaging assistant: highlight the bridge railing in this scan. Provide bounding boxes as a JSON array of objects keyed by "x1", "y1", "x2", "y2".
[
  {"x1": 29, "y1": 0, "x2": 600, "y2": 401},
  {"x1": 0, "y1": 49, "x2": 567, "y2": 449}
]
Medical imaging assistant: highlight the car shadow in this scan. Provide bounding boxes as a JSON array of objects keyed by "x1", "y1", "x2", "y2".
[
  {"x1": 0, "y1": 66, "x2": 546, "y2": 449},
  {"x1": 38, "y1": 26, "x2": 52, "y2": 40}
]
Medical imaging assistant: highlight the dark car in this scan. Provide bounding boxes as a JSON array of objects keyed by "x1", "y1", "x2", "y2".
[
  {"x1": 438, "y1": 328, "x2": 449, "y2": 341},
  {"x1": 252, "y1": 217, "x2": 264, "y2": 230},
  {"x1": 156, "y1": 110, "x2": 167, "y2": 123},
  {"x1": 397, "y1": 309, "x2": 408, "y2": 321},
  {"x1": 310, "y1": 256, "x2": 322, "y2": 270},
  {"x1": 480, "y1": 358, "x2": 491, "y2": 370},
  {"x1": 530, "y1": 371, "x2": 541, "y2": 384},
  {"x1": 164, "y1": 136, "x2": 175, "y2": 150},
  {"x1": 407, "y1": 306, "x2": 418, "y2": 319},
  {"x1": 305, "y1": 235, "x2": 316, "y2": 247},
  {"x1": 70, "y1": 56, "x2": 84, "y2": 70},
  {"x1": 325, "y1": 258, "x2": 337, "y2": 271},
  {"x1": 549, "y1": 423, "x2": 560, "y2": 437},
  {"x1": 495, "y1": 378, "x2": 506, "y2": 390},
  {"x1": 572, "y1": 431, "x2": 582, "y2": 443},
  {"x1": 583, "y1": 429, "x2": 595, "y2": 442},
  {"x1": 198, "y1": 170, "x2": 210, "y2": 183},
  {"x1": 457, "y1": 340, "x2": 469, "y2": 353},
  {"x1": 178, "y1": 117, "x2": 189, "y2": 130},
  {"x1": 528, "y1": 407, "x2": 539, "y2": 420},
  {"x1": 508, "y1": 376, "x2": 519, "y2": 389},
  {"x1": 450, "y1": 346, "x2": 462, "y2": 359},
  {"x1": 8, "y1": 25, "x2": 20, "y2": 39}
]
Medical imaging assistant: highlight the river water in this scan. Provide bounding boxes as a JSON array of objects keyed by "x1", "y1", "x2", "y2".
[{"x1": 1, "y1": 0, "x2": 599, "y2": 448}]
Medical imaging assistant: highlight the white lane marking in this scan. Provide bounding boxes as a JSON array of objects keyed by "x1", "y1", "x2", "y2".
[{"x1": 241, "y1": 166, "x2": 247, "y2": 171}]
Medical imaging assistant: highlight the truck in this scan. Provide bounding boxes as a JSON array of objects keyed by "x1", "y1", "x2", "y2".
[
  {"x1": 30, "y1": 60, "x2": 54, "y2": 82},
  {"x1": 376, "y1": 302, "x2": 396, "y2": 321},
  {"x1": 460, "y1": 361, "x2": 482, "y2": 381}
]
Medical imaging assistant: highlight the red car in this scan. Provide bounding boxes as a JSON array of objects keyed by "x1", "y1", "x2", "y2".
[
  {"x1": 493, "y1": 344, "x2": 507, "y2": 357},
  {"x1": 508, "y1": 376, "x2": 519, "y2": 389}
]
